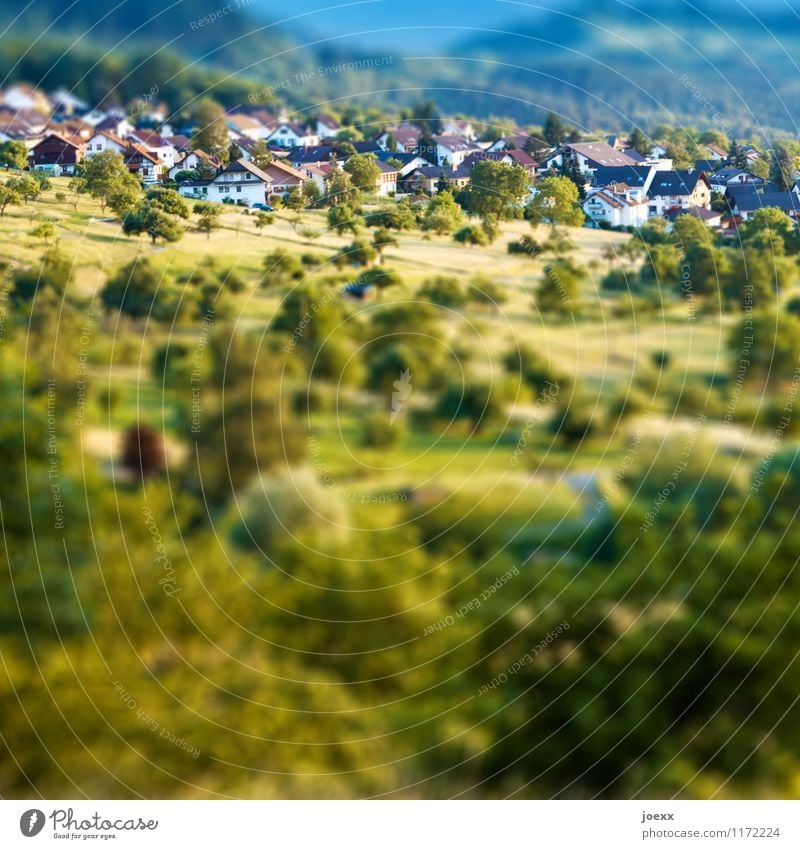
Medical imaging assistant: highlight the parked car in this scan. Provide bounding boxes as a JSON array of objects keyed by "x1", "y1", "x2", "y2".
[{"x1": 252, "y1": 202, "x2": 273, "y2": 211}]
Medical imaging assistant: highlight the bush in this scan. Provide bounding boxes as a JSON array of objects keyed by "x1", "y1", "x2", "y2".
[
  {"x1": 360, "y1": 410, "x2": 405, "y2": 447},
  {"x1": 418, "y1": 275, "x2": 466, "y2": 308}
]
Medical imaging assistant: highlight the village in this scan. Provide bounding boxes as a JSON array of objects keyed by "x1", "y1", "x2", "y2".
[{"x1": 1, "y1": 82, "x2": 797, "y2": 231}]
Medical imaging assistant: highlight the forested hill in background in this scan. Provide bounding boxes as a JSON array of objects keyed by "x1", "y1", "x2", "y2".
[{"x1": 2, "y1": 0, "x2": 800, "y2": 134}]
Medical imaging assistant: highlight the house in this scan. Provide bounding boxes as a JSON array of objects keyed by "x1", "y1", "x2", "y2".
[
  {"x1": 487, "y1": 132, "x2": 533, "y2": 152},
  {"x1": 442, "y1": 119, "x2": 477, "y2": 141},
  {"x1": 0, "y1": 84, "x2": 51, "y2": 113},
  {"x1": 226, "y1": 113, "x2": 270, "y2": 141},
  {"x1": 376, "y1": 125, "x2": 420, "y2": 153},
  {"x1": 177, "y1": 179, "x2": 212, "y2": 201},
  {"x1": 28, "y1": 132, "x2": 85, "y2": 174},
  {"x1": 727, "y1": 186, "x2": 800, "y2": 222},
  {"x1": 402, "y1": 164, "x2": 471, "y2": 195},
  {"x1": 267, "y1": 121, "x2": 319, "y2": 148},
  {"x1": 93, "y1": 113, "x2": 135, "y2": 138},
  {"x1": 168, "y1": 150, "x2": 221, "y2": 180},
  {"x1": 646, "y1": 169, "x2": 711, "y2": 215},
  {"x1": 374, "y1": 150, "x2": 429, "y2": 177},
  {"x1": 606, "y1": 135, "x2": 629, "y2": 150},
  {"x1": 287, "y1": 145, "x2": 337, "y2": 167},
  {"x1": 206, "y1": 158, "x2": 272, "y2": 205},
  {"x1": 433, "y1": 135, "x2": 479, "y2": 168},
  {"x1": 164, "y1": 135, "x2": 192, "y2": 155},
  {"x1": 85, "y1": 130, "x2": 128, "y2": 156},
  {"x1": 705, "y1": 142, "x2": 728, "y2": 161},
  {"x1": 462, "y1": 149, "x2": 538, "y2": 179},
  {"x1": 708, "y1": 168, "x2": 762, "y2": 190},
  {"x1": 123, "y1": 144, "x2": 165, "y2": 183},
  {"x1": 51, "y1": 89, "x2": 89, "y2": 117},
  {"x1": 592, "y1": 165, "x2": 656, "y2": 200},
  {"x1": 374, "y1": 160, "x2": 398, "y2": 196},
  {"x1": 315, "y1": 114, "x2": 341, "y2": 139},
  {"x1": 622, "y1": 148, "x2": 648, "y2": 163},
  {"x1": 128, "y1": 130, "x2": 179, "y2": 169},
  {"x1": 260, "y1": 159, "x2": 308, "y2": 196},
  {"x1": 298, "y1": 163, "x2": 327, "y2": 194},
  {"x1": 665, "y1": 206, "x2": 723, "y2": 229},
  {"x1": 544, "y1": 142, "x2": 638, "y2": 174},
  {"x1": 650, "y1": 144, "x2": 668, "y2": 158},
  {"x1": 583, "y1": 186, "x2": 649, "y2": 228}
]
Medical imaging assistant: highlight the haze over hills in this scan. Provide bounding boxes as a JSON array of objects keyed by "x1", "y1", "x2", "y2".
[{"x1": 2, "y1": 0, "x2": 799, "y2": 133}]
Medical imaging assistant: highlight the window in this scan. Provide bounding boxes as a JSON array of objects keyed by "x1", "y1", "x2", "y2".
[{"x1": 236, "y1": 186, "x2": 241, "y2": 193}]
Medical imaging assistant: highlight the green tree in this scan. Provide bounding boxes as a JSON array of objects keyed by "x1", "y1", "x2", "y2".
[
  {"x1": 466, "y1": 160, "x2": 529, "y2": 221},
  {"x1": 0, "y1": 184, "x2": 21, "y2": 216},
  {"x1": 81, "y1": 151, "x2": 138, "y2": 211},
  {"x1": 250, "y1": 140, "x2": 273, "y2": 169},
  {"x1": 101, "y1": 257, "x2": 163, "y2": 317},
  {"x1": 190, "y1": 98, "x2": 230, "y2": 161},
  {"x1": 7, "y1": 174, "x2": 40, "y2": 204},
  {"x1": 0, "y1": 140, "x2": 28, "y2": 169},
  {"x1": 543, "y1": 111, "x2": 568, "y2": 146},
  {"x1": 194, "y1": 201, "x2": 222, "y2": 239},
  {"x1": 328, "y1": 203, "x2": 360, "y2": 236},
  {"x1": 372, "y1": 228, "x2": 398, "y2": 262},
  {"x1": 325, "y1": 168, "x2": 361, "y2": 206},
  {"x1": 453, "y1": 224, "x2": 488, "y2": 247},
  {"x1": 343, "y1": 153, "x2": 380, "y2": 193},
  {"x1": 122, "y1": 202, "x2": 185, "y2": 244},
  {"x1": 421, "y1": 191, "x2": 464, "y2": 235},
  {"x1": 29, "y1": 221, "x2": 56, "y2": 243},
  {"x1": 527, "y1": 176, "x2": 585, "y2": 227},
  {"x1": 536, "y1": 257, "x2": 586, "y2": 315},
  {"x1": 628, "y1": 127, "x2": 650, "y2": 156},
  {"x1": 10, "y1": 246, "x2": 73, "y2": 305},
  {"x1": 418, "y1": 276, "x2": 467, "y2": 307}
]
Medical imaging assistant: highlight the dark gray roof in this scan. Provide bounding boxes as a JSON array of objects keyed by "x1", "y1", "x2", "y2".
[
  {"x1": 648, "y1": 169, "x2": 707, "y2": 196},
  {"x1": 592, "y1": 165, "x2": 653, "y2": 189}
]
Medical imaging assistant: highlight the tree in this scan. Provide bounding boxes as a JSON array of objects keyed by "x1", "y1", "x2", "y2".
[
  {"x1": 253, "y1": 211, "x2": 274, "y2": 234},
  {"x1": 121, "y1": 423, "x2": 165, "y2": 480},
  {"x1": 769, "y1": 141, "x2": 800, "y2": 191},
  {"x1": 453, "y1": 224, "x2": 488, "y2": 247},
  {"x1": 527, "y1": 176, "x2": 585, "y2": 227},
  {"x1": 729, "y1": 138, "x2": 749, "y2": 170},
  {"x1": 122, "y1": 202, "x2": 185, "y2": 244},
  {"x1": 0, "y1": 140, "x2": 28, "y2": 169},
  {"x1": 328, "y1": 204, "x2": 360, "y2": 235},
  {"x1": 628, "y1": 127, "x2": 650, "y2": 156},
  {"x1": 409, "y1": 99, "x2": 442, "y2": 135},
  {"x1": 101, "y1": 257, "x2": 163, "y2": 317},
  {"x1": 68, "y1": 176, "x2": 88, "y2": 209},
  {"x1": 536, "y1": 257, "x2": 586, "y2": 315},
  {"x1": 303, "y1": 180, "x2": 321, "y2": 207},
  {"x1": 466, "y1": 160, "x2": 530, "y2": 221},
  {"x1": 741, "y1": 207, "x2": 800, "y2": 255},
  {"x1": 81, "y1": 151, "x2": 138, "y2": 211},
  {"x1": 250, "y1": 140, "x2": 273, "y2": 170},
  {"x1": 7, "y1": 175, "x2": 40, "y2": 204},
  {"x1": 190, "y1": 98, "x2": 230, "y2": 162},
  {"x1": 343, "y1": 153, "x2": 381, "y2": 193},
  {"x1": 665, "y1": 139, "x2": 694, "y2": 169},
  {"x1": 421, "y1": 191, "x2": 464, "y2": 235},
  {"x1": 0, "y1": 184, "x2": 21, "y2": 216},
  {"x1": 10, "y1": 246, "x2": 73, "y2": 305},
  {"x1": 364, "y1": 201, "x2": 416, "y2": 231},
  {"x1": 372, "y1": 228, "x2": 398, "y2": 262},
  {"x1": 334, "y1": 239, "x2": 377, "y2": 268},
  {"x1": 325, "y1": 168, "x2": 361, "y2": 206},
  {"x1": 196, "y1": 158, "x2": 218, "y2": 181},
  {"x1": 145, "y1": 186, "x2": 190, "y2": 219},
  {"x1": 729, "y1": 311, "x2": 800, "y2": 384},
  {"x1": 29, "y1": 222, "x2": 56, "y2": 243},
  {"x1": 194, "y1": 201, "x2": 222, "y2": 239},
  {"x1": 359, "y1": 266, "x2": 402, "y2": 298},
  {"x1": 418, "y1": 276, "x2": 467, "y2": 307},
  {"x1": 543, "y1": 111, "x2": 569, "y2": 146},
  {"x1": 284, "y1": 186, "x2": 305, "y2": 210},
  {"x1": 262, "y1": 250, "x2": 305, "y2": 287},
  {"x1": 107, "y1": 181, "x2": 143, "y2": 217},
  {"x1": 432, "y1": 379, "x2": 504, "y2": 433},
  {"x1": 228, "y1": 140, "x2": 243, "y2": 162},
  {"x1": 172, "y1": 169, "x2": 198, "y2": 185}
]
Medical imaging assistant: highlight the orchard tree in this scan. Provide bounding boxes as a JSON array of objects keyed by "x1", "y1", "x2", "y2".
[
  {"x1": 421, "y1": 191, "x2": 464, "y2": 235},
  {"x1": 466, "y1": 160, "x2": 529, "y2": 221},
  {"x1": 325, "y1": 168, "x2": 361, "y2": 206},
  {"x1": 527, "y1": 176, "x2": 585, "y2": 227},
  {"x1": 121, "y1": 423, "x2": 165, "y2": 481},
  {"x1": 628, "y1": 127, "x2": 650, "y2": 156},
  {"x1": 328, "y1": 203, "x2": 360, "y2": 235},
  {"x1": 122, "y1": 202, "x2": 185, "y2": 244},
  {"x1": 194, "y1": 201, "x2": 222, "y2": 239},
  {"x1": 0, "y1": 140, "x2": 28, "y2": 169},
  {"x1": 81, "y1": 151, "x2": 139, "y2": 210},
  {"x1": 7, "y1": 175, "x2": 40, "y2": 204},
  {"x1": 343, "y1": 153, "x2": 381, "y2": 193},
  {"x1": 372, "y1": 228, "x2": 398, "y2": 262},
  {"x1": 254, "y1": 211, "x2": 274, "y2": 234},
  {"x1": 536, "y1": 257, "x2": 586, "y2": 315},
  {"x1": 0, "y1": 184, "x2": 21, "y2": 216}
]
